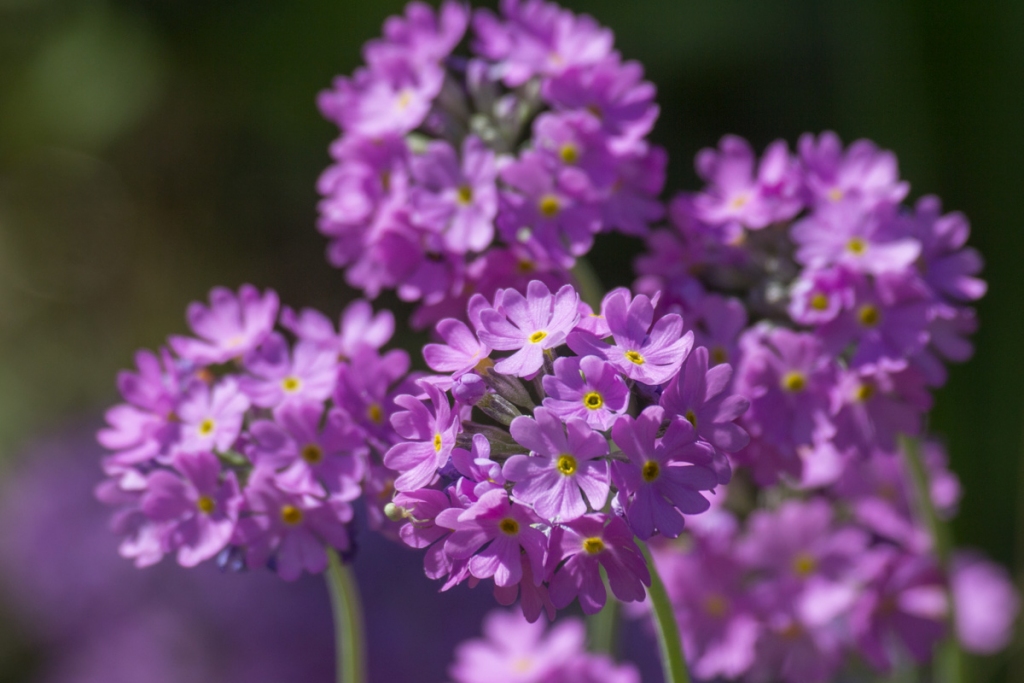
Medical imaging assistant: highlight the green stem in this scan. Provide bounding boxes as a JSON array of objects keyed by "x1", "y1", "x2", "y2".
[
  {"x1": 899, "y1": 435, "x2": 964, "y2": 683},
  {"x1": 571, "y1": 258, "x2": 605, "y2": 311},
  {"x1": 587, "y1": 579, "x2": 619, "y2": 655},
  {"x1": 325, "y1": 548, "x2": 367, "y2": 683},
  {"x1": 640, "y1": 543, "x2": 691, "y2": 683}
]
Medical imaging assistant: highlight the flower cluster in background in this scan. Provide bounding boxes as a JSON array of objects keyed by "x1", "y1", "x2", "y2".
[
  {"x1": 96, "y1": 285, "x2": 413, "y2": 580},
  {"x1": 317, "y1": 0, "x2": 665, "y2": 328},
  {"x1": 384, "y1": 280, "x2": 749, "y2": 621},
  {"x1": 448, "y1": 609, "x2": 639, "y2": 683},
  {"x1": 637, "y1": 132, "x2": 985, "y2": 486},
  {"x1": 641, "y1": 451, "x2": 1018, "y2": 682}
]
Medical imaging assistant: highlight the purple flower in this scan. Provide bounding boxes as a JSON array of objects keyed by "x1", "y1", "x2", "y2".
[
  {"x1": 601, "y1": 145, "x2": 667, "y2": 236},
  {"x1": 541, "y1": 355, "x2": 628, "y2": 430},
  {"x1": 237, "y1": 469, "x2": 353, "y2": 581},
  {"x1": 952, "y1": 552, "x2": 1020, "y2": 654},
  {"x1": 448, "y1": 609, "x2": 585, "y2": 683},
  {"x1": 798, "y1": 131, "x2": 909, "y2": 210},
  {"x1": 503, "y1": 407, "x2": 610, "y2": 521},
  {"x1": 543, "y1": 56, "x2": 658, "y2": 146},
  {"x1": 169, "y1": 285, "x2": 279, "y2": 365},
  {"x1": 444, "y1": 488, "x2": 548, "y2": 587},
  {"x1": 903, "y1": 194, "x2": 987, "y2": 302},
  {"x1": 851, "y1": 548, "x2": 948, "y2": 671},
  {"x1": 570, "y1": 288, "x2": 692, "y2": 386},
  {"x1": 239, "y1": 334, "x2": 338, "y2": 410},
  {"x1": 411, "y1": 135, "x2": 498, "y2": 253},
  {"x1": 497, "y1": 151, "x2": 602, "y2": 268},
  {"x1": 692, "y1": 136, "x2": 802, "y2": 230},
  {"x1": 549, "y1": 513, "x2": 650, "y2": 614},
  {"x1": 247, "y1": 404, "x2": 366, "y2": 499},
  {"x1": 533, "y1": 111, "x2": 616, "y2": 191},
  {"x1": 424, "y1": 318, "x2": 491, "y2": 377},
  {"x1": 334, "y1": 347, "x2": 411, "y2": 450},
  {"x1": 384, "y1": 380, "x2": 460, "y2": 491},
  {"x1": 365, "y1": 0, "x2": 469, "y2": 67},
  {"x1": 787, "y1": 267, "x2": 855, "y2": 327},
  {"x1": 177, "y1": 378, "x2": 250, "y2": 454},
  {"x1": 476, "y1": 281, "x2": 580, "y2": 377},
  {"x1": 140, "y1": 451, "x2": 242, "y2": 567},
  {"x1": 791, "y1": 202, "x2": 921, "y2": 275},
  {"x1": 660, "y1": 346, "x2": 750, "y2": 455},
  {"x1": 830, "y1": 365, "x2": 931, "y2": 454},
  {"x1": 610, "y1": 406, "x2": 717, "y2": 539},
  {"x1": 280, "y1": 298, "x2": 395, "y2": 359},
  {"x1": 472, "y1": 0, "x2": 613, "y2": 87}
]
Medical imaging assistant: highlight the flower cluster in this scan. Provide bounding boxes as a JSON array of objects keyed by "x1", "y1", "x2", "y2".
[
  {"x1": 383, "y1": 280, "x2": 749, "y2": 621},
  {"x1": 317, "y1": 0, "x2": 665, "y2": 327},
  {"x1": 95, "y1": 285, "x2": 412, "y2": 580},
  {"x1": 448, "y1": 609, "x2": 639, "y2": 683},
  {"x1": 645, "y1": 442, "x2": 1018, "y2": 682},
  {"x1": 636, "y1": 132, "x2": 986, "y2": 486}
]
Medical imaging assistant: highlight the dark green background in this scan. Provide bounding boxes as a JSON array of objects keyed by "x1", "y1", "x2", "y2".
[{"x1": 0, "y1": 0, "x2": 1020, "y2": 680}]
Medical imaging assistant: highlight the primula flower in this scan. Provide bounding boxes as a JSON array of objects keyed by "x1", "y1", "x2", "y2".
[
  {"x1": 791, "y1": 201, "x2": 921, "y2": 275},
  {"x1": 177, "y1": 378, "x2": 250, "y2": 454},
  {"x1": 548, "y1": 513, "x2": 650, "y2": 614},
  {"x1": 611, "y1": 406, "x2": 718, "y2": 539},
  {"x1": 169, "y1": 285, "x2": 279, "y2": 365},
  {"x1": 385, "y1": 380, "x2": 460, "y2": 491},
  {"x1": 140, "y1": 451, "x2": 243, "y2": 567},
  {"x1": 541, "y1": 354, "x2": 629, "y2": 431},
  {"x1": 570, "y1": 288, "x2": 692, "y2": 386},
  {"x1": 280, "y1": 298, "x2": 395, "y2": 359},
  {"x1": 798, "y1": 131, "x2": 909, "y2": 210},
  {"x1": 239, "y1": 334, "x2": 338, "y2": 410},
  {"x1": 237, "y1": 469, "x2": 353, "y2": 581},
  {"x1": 423, "y1": 317, "x2": 491, "y2": 377},
  {"x1": 476, "y1": 280, "x2": 580, "y2": 377},
  {"x1": 503, "y1": 407, "x2": 610, "y2": 521},
  {"x1": 247, "y1": 403, "x2": 366, "y2": 499},
  {"x1": 443, "y1": 488, "x2": 548, "y2": 587},
  {"x1": 951, "y1": 552, "x2": 1021, "y2": 654}
]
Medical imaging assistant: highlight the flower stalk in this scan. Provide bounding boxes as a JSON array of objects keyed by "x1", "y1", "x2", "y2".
[
  {"x1": 640, "y1": 543, "x2": 692, "y2": 683},
  {"x1": 326, "y1": 549, "x2": 367, "y2": 683}
]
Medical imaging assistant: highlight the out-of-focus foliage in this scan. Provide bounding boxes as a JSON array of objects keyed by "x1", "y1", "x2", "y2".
[{"x1": 0, "y1": 1, "x2": 1020, "y2": 681}]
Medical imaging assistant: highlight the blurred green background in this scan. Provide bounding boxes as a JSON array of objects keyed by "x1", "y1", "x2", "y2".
[{"x1": 0, "y1": 0, "x2": 1020, "y2": 680}]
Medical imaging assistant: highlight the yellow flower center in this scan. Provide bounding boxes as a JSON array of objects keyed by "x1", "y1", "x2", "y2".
[
  {"x1": 556, "y1": 454, "x2": 578, "y2": 476},
  {"x1": 281, "y1": 505, "x2": 303, "y2": 526},
  {"x1": 781, "y1": 371, "x2": 807, "y2": 392},
  {"x1": 847, "y1": 237, "x2": 867, "y2": 255},
  {"x1": 196, "y1": 495, "x2": 215, "y2": 514},
  {"x1": 711, "y1": 346, "x2": 728, "y2": 365},
  {"x1": 810, "y1": 293, "x2": 829, "y2": 311},
  {"x1": 583, "y1": 391, "x2": 603, "y2": 410},
  {"x1": 704, "y1": 593, "x2": 729, "y2": 618},
  {"x1": 685, "y1": 409, "x2": 697, "y2": 427},
  {"x1": 281, "y1": 376, "x2": 302, "y2": 393},
  {"x1": 396, "y1": 88, "x2": 413, "y2": 110},
  {"x1": 499, "y1": 518, "x2": 520, "y2": 535},
  {"x1": 529, "y1": 330, "x2": 548, "y2": 344},
  {"x1": 539, "y1": 194, "x2": 561, "y2": 218},
  {"x1": 729, "y1": 193, "x2": 749, "y2": 209},
  {"x1": 512, "y1": 658, "x2": 534, "y2": 673},
  {"x1": 854, "y1": 383, "x2": 875, "y2": 402},
  {"x1": 367, "y1": 402, "x2": 384, "y2": 424},
  {"x1": 793, "y1": 552, "x2": 817, "y2": 577},
  {"x1": 625, "y1": 350, "x2": 645, "y2": 365},
  {"x1": 583, "y1": 537, "x2": 605, "y2": 554},
  {"x1": 828, "y1": 187, "x2": 844, "y2": 202},
  {"x1": 301, "y1": 443, "x2": 324, "y2": 464},
  {"x1": 198, "y1": 418, "x2": 216, "y2": 437},
  {"x1": 456, "y1": 184, "x2": 473, "y2": 206},
  {"x1": 858, "y1": 304, "x2": 880, "y2": 327},
  {"x1": 433, "y1": 433, "x2": 442, "y2": 453},
  {"x1": 642, "y1": 460, "x2": 660, "y2": 482},
  {"x1": 559, "y1": 143, "x2": 580, "y2": 164}
]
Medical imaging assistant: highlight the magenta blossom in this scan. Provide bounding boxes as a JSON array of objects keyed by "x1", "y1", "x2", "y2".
[
  {"x1": 503, "y1": 407, "x2": 610, "y2": 521},
  {"x1": 570, "y1": 288, "x2": 692, "y2": 386},
  {"x1": 476, "y1": 280, "x2": 580, "y2": 377},
  {"x1": 549, "y1": 513, "x2": 650, "y2": 614},
  {"x1": 239, "y1": 334, "x2": 338, "y2": 411},
  {"x1": 541, "y1": 355, "x2": 628, "y2": 430},
  {"x1": 140, "y1": 451, "x2": 243, "y2": 567},
  {"x1": 169, "y1": 285, "x2": 279, "y2": 365},
  {"x1": 177, "y1": 378, "x2": 250, "y2": 454},
  {"x1": 385, "y1": 380, "x2": 460, "y2": 491},
  {"x1": 280, "y1": 298, "x2": 395, "y2": 359}
]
